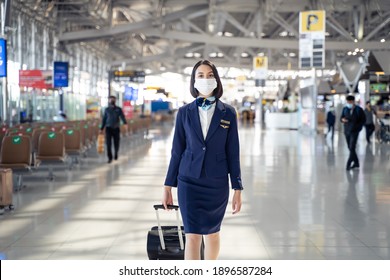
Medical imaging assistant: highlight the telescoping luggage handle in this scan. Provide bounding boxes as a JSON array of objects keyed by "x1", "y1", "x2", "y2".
[{"x1": 153, "y1": 204, "x2": 184, "y2": 251}]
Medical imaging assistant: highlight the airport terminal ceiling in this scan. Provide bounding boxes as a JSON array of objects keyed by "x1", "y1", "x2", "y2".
[{"x1": 11, "y1": 0, "x2": 390, "y2": 75}]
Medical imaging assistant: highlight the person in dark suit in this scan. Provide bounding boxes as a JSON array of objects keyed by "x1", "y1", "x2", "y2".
[
  {"x1": 364, "y1": 101, "x2": 376, "y2": 144},
  {"x1": 326, "y1": 106, "x2": 336, "y2": 139},
  {"x1": 162, "y1": 60, "x2": 243, "y2": 260},
  {"x1": 340, "y1": 95, "x2": 366, "y2": 170},
  {"x1": 100, "y1": 96, "x2": 127, "y2": 163}
]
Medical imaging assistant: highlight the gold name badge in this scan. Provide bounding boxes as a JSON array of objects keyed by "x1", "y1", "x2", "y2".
[{"x1": 220, "y1": 119, "x2": 230, "y2": 124}]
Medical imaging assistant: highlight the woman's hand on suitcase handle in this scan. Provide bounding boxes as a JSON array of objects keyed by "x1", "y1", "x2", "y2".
[
  {"x1": 162, "y1": 186, "x2": 173, "y2": 211},
  {"x1": 232, "y1": 190, "x2": 242, "y2": 214}
]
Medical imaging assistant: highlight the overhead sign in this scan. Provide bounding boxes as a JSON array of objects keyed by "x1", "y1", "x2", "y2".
[
  {"x1": 112, "y1": 70, "x2": 145, "y2": 83},
  {"x1": 299, "y1": 10, "x2": 326, "y2": 69},
  {"x1": 300, "y1": 11, "x2": 325, "y2": 33},
  {"x1": 124, "y1": 86, "x2": 138, "y2": 101},
  {"x1": 53, "y1": 61, "x2": 69, "y2": 88},
  {"x1": 253, "y1": 56, "x2": 268, "y2": 80},
  {"x1": 253, "y1": 56, "x2": 268, "y2": 70},
  {"x1": 0, "y1": 38, "x2": 7, "y2": 77},
  {"x1": 19, "y1": 70, "x2": 53, "y2": 89}
]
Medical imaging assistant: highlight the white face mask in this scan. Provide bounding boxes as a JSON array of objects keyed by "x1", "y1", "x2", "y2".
[{"x1": 194, "y1": 78, "x2": 217, "y2": 97}]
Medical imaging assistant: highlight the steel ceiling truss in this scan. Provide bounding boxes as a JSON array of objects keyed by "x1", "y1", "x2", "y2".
[{"x1": 10, "y1": 0, "x2": 390, "y2": 73}]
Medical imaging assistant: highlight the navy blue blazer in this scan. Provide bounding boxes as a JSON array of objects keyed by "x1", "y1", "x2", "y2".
[
  {"x1": 340, "y1": 105, "x2": 366, "y2": 134},
  {"x1": 164, "y1": 99, "x2": 243, "y2": 190}
]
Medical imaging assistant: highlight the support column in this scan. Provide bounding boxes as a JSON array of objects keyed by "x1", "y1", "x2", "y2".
[
  {"x1": 17, "y1": 13, "x2": 22, "y2": 65},
  {"x1": 76, "y1": 48, "x2": 80, "y2": 70},
  {"x1": 69, "y1": 54, "x2": 74, "y2": 91},
  {"x1": 59, "y1": 89, "x2": 64, "y2": 112},
  {"x1": 298, "y1": 68, "x2": 318, "y2": 135},
  {"x1": 31, "y1": 21, "x2": 36, "y2": 69},
  {"x1": 82, "y1": 50, "x2": 87, "y2": 72},
  {"x1": 359, "y1": 79, "x2": 370, "y2": 107},
  {"x1": 43, "y1": 27, "x2": 48, "y2": 69},
  {"x1": 88, "y1": 53, "x2": 93, "y2": 95},
  {"x1": 108, "y1": 70, "x2": 112, "y2": 98},
  {"x1": 53, "y1": 30, "x2": 58, "y2": 61},
  {"x1": 337, "y1": 51, "x2": 370, "y2": 93}
]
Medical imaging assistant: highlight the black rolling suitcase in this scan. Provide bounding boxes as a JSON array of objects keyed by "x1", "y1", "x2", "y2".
[{"x1": 147, "y1": 204, "x2": 204, "y2": 260}]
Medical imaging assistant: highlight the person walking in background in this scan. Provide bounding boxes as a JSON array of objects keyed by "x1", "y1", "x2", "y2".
[
  {"x1": 341, "y1": 95, "x2": 366, "y2": 170},
  {"x1": 100, "y1": 96, "x2": 127, "y2": 163},
  {"x1": 364, "y1": 101, "x2": 376, "y2": 144},
  {"x1": 326, "y1": 106, "x2": 336, "y2": 139},
  {"x1": 162, "y1": 60, "x2": 243, "y2": 260}
]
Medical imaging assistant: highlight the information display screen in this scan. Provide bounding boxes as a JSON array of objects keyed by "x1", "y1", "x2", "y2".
[
  {"x1": 0, "y1": 39, "x2": 7, "y2": 77},
  {"x1": 113, "y1": 70, "x2": 145, "y2": 83},
  {"x1": 370, "y1": 83, "x2": 388, "y2": 93},
  {"x1": 124, "y1": 86, "x2": 139, "y2": 101},
  {"x1": 53, "y1": 61, "x2": 69, "y2": 87}
]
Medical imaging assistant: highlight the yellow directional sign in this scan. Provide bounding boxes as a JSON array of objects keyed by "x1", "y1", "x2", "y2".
[
  {"x1": 300, "y1": 10, "x2": 325, "y2": 33},
  {"x1": 299, "y1": 10, "x2": 326, "y2": 68},
  {"x1": 253, "y1": 56, "x2": 268, "y2": 70}
]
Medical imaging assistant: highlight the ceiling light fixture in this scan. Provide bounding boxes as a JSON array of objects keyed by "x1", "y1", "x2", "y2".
[
  {"x1": 279, "y1": 31, "x2": 288, "y2": 37},
  {"x1": 208, "y1": 23, "x2": 215, "y2": 33}
]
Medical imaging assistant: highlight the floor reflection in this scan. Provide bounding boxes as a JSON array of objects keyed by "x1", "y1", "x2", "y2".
[{"x1": 0, "y1": 122, "x2": 389, "y2": 260}]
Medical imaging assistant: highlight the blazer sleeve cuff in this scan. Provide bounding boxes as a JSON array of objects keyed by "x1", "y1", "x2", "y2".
[
  {"x1": 164, "y1": 178, "x2": 178, "y2": 188},
  {"x1": 230, "y1": 176, "x2": 244, "y2": 190}
]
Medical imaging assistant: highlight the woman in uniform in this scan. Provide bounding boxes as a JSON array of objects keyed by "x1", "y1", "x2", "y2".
[{"x1": 162, "y1": 60, "x2": 243, "y2": 260}]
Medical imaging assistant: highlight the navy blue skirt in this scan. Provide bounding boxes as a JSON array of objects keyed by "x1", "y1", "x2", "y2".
[{"x1": 177, "y1": 171, "x2": 229, "y2": 235}]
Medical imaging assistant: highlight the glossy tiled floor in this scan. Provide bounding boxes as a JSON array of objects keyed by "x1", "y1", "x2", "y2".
[{"x1": 0, "y1": 121, "x2": 389, "y2": 260}]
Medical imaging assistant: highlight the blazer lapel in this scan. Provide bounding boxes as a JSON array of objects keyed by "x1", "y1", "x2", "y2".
[
  {"x1": 188, "y1": 100, "x2": 204, "y2": 143},
  {"x1": 205, "y1": 100, "x2": 226, "y2": 142}
]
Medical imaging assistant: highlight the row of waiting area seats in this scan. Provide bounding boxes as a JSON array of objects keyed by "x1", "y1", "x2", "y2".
[{"x1": 0, "y1": 117, "x2": 152, "y2": 192}]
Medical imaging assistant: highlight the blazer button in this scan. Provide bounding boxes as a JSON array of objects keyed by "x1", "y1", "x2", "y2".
[{"x1": 202, "y1": 147, "x2": 206, "y2": 151}]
